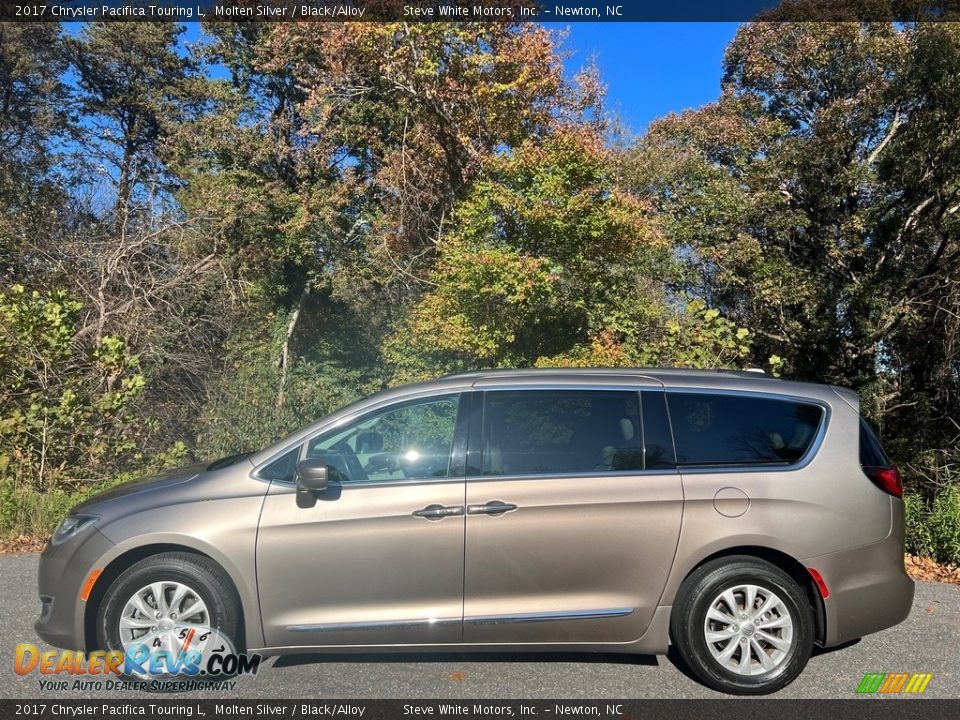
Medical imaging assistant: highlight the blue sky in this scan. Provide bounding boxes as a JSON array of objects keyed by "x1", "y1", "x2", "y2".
[{"x1": 557, "y1": 23, "x2": 742, "y2": 134}]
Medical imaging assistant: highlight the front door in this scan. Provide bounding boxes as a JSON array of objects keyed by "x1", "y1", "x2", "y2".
[
  {"x1": 256, "y1": 393, "x2": 467, "y2": 648},
  {"x1": 462, "y1": 388, "x2": 683, "y2": 644}
]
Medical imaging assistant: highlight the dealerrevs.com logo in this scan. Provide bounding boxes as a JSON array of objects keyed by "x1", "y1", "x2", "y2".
[{"x1": 14, "y1": 629, "x2": 261, "y2": 692}]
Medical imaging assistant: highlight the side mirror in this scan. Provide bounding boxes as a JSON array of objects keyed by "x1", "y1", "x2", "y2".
[{"x1": 295, "y1": 458, "x2": 329, "y2": 492}]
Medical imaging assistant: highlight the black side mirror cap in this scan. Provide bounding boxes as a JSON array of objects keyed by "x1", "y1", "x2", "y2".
[{"x1": 295, "y1": 458, "x2": 329, "y2": 492}]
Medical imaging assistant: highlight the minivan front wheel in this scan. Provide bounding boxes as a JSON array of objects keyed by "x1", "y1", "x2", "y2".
[
  {"x1": 671, "y1": 557, "x2": 814, "y2": 695},
  {"x1": 96, "y1": 552, "x2": 243, "y2": 676}
]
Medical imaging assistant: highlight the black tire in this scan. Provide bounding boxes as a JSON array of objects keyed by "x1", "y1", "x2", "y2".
[
  {"x1": 96, "y1": 552, "x2": 243, "y2": 679},
  {"x1": 670, "y1": 556, "x2": 814, "y2": 695}
]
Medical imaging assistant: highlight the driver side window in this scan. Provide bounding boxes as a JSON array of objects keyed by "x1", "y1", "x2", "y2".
[{"x1": 306, "y1": 395, "x2": 461, "y2": 483}]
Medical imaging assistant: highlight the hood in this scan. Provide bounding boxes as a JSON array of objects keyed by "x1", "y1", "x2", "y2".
[{"x1": 72, "y1": 462, "x2": 208, "y2": 513}]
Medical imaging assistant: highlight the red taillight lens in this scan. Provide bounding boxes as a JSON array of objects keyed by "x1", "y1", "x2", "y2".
[{"x1": 863, "y1": 466, "x2": 903, "y2": 498}]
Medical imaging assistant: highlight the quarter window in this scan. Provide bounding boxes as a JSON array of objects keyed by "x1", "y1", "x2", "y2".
[
  {"x1": 667, "y1": 392, "x2": 823, "y2": 467},
  {"x1": 259, "y1": 446, "x2": 301, "y2": 482},
  {"x1": 859, "y1": 418, "x2": 891, "y2": 467},
  {"x1": 481, "y1": 390, "x2": 643, "y2": 476}
]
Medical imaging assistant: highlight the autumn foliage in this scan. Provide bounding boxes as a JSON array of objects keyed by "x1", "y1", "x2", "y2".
[{"x1": 1, "y1": 17, "x2": 959, "y2": 556}]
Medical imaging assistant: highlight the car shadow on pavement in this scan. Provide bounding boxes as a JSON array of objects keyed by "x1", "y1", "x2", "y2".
[
  {"x1": 272, "y1": 651, "x2": 659, "y2": 669},
  {"x1": 663, "y1": 638, "x2": 862, "y2": 689},
  {"x1": 272, "y1": 639, "x2": 861, "y2": 673},
  {"x1": 812, "y1": 638, "x2": 862, "y2": 656}
]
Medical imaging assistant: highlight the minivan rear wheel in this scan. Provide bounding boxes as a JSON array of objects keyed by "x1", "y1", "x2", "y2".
[{"x1": 671, "y1": 556, "x2": 814, "y2": 695}]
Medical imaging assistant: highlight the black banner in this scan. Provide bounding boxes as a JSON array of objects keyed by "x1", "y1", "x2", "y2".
[
  {"x1": 2, "y1": 0, "x2": 960, "y2": 23},
  {"x1": 2, "y1": 701, "x2": 960, "y2": 720}
]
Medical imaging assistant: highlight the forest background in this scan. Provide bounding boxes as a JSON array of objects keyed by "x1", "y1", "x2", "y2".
[{"x1": 1, "y1": 16, "x2": 959, "y2": 563}]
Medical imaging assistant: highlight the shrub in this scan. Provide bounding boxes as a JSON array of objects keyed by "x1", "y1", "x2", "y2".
[
  {"x1": 905, "y1": 484, "x2": 960, "y2": 566},
  {"x1": 904, "y1": 492, "x2": 935, "y2": 558},
  {"x1": 0, "y1": 285, "x2": 147, "y2": 493}
]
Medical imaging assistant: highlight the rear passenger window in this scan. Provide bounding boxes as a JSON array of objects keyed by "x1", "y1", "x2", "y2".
[
  {"x1": 667, "y1": 393, "x2": 823, "y2": 467},
  {"x1": 482, "y1": 391, "x2": 643, "y2": 476}
]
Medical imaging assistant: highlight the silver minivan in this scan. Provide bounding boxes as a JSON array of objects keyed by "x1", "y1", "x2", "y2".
[{"x1": 36, "y1": 368, "x2": 914, "y2": 694}]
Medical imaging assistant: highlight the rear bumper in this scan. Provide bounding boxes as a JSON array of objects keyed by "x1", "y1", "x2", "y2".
[{"x1": 803, "y1": 499, "x2": 914, "y2": 647}]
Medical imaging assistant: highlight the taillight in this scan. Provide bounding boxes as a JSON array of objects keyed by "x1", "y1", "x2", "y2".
[{"x1": 863, "y1": 465, "x2": 903, "y2": 498}]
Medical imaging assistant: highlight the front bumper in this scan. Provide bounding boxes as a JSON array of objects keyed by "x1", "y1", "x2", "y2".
[
  {"x1": 804, "y1": 501, "x2": 915, "y2": 647},
  {"x1": 34, "y1": 528, "x2": 115, "y2": 651}
]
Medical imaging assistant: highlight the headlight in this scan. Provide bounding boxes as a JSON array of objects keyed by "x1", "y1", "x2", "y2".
[{"x1": 51, "y1": 514, "x2": 99, "y2": 546}]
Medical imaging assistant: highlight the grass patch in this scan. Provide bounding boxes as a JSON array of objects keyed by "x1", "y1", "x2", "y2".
[{"x1": 0, "y1": 475, "x2": 133, "y2": 543}]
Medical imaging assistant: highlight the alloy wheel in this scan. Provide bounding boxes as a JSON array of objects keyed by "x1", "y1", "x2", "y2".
[{"x1": 702, "y1": 583, "x2": 794, "y2": 676}]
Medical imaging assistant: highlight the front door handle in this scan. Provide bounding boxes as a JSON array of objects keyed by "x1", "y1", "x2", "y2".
[
  {"x1": 412, "y1": 504, "x2": 464, "y2": 521},
  {"x1": 467, "y1": 500, "x2": 518, "y2": 516}
]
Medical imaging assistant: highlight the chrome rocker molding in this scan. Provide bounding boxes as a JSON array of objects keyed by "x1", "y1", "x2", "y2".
[
  {"x1": 287, "y1": 617, "x2": 461, "y2": 633},
  {"x1": 286, "y1": 607, "x2": 634, "y2": 633},
  {"x1": 466, "y1": 608, "x2": 634, "y2": 625}
]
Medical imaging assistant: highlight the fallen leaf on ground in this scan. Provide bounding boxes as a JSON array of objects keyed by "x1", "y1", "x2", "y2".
[
  {"x1": 905, "y1": 554, "x2": 960, "y2": 586},
  {"x1": 0, "y1": 534, "x2": 48, "y2": 555}
]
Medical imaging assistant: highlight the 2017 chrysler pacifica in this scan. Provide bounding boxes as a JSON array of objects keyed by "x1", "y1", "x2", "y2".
[{"x1": 36, "y1": 368, "x2": 914, "y2": 694}]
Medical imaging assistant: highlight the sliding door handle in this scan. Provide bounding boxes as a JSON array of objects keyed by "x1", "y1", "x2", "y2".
[
  {"x1": 412, "y1": 504, "x2": 464, "y2": 521},
  {"x1": 467, "y1": 501, "x2": 518, "y2": 516}
]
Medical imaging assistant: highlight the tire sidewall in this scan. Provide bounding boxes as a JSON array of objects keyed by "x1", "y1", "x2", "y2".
[
  {"x1": 96, "y1": 556, "x2": 242, "y2": 671},
  {"x1": 676, "y1": 561, "x2": 814, "y2": 695}
]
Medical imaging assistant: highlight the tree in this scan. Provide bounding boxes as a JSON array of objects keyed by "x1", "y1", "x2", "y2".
[
  {"x1": 383, "y1": 124, "x2": 751, "y2": 380},
  {"x1": 626, "y1": 21, "x2": 960, "y2": 454},
  {"x1": 3, "y1": 25, "x2": 232, "y2": 458},
  {"x1": 177, "y1": 22, "x2": 592, "y2": 423},
  {"x1": 67, "y1": 22, "x2": 204, "y2": 211},
  {"x1": 0, "y1": 23, "x2": 69, "y2": 282}
]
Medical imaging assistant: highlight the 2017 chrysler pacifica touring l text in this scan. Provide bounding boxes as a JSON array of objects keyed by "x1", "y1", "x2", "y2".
[{"x1": 36, "y1": 368, "x2": 914, "y2": 694}]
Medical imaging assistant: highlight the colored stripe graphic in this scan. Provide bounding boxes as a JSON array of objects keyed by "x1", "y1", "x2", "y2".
[
  {"x1": 857, "y1": 673, "x2": 886, "y2": 693},
  {"x1": 880, "y1": 672, "x2": 909, "y2": 693},
  {"x1": 904, "y1": 673, "x2": 933, "y2": 694},
  {"x1": 859, "y1": 672, "x2": 933, "y2": 694}
]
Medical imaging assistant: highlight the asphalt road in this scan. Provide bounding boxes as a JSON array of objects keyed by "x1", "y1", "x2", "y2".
[{"x1": 1, "y1": 553, "x2": 958, "y2": 700}]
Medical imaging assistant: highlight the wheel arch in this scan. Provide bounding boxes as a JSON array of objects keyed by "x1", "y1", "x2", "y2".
[
  {"x1": 672, "y1": 545, "x2": 827, "y2": 646},
  {"x1": 84, "y1": 543, "x2": 248, "y2": 652}
]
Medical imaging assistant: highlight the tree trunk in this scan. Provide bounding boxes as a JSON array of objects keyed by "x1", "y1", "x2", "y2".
[{"x1": 276, "y1": 282, "x2": 311, "y2": 410}]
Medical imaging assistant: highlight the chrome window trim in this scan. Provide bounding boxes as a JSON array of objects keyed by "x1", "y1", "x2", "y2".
[
  {"x1": 664, "y1": 387, "x2": 831, "y2": 474},
  {"x1": 269, "y1": 476, "x2": 468, "y2": 491},
  {"x1": 464, "y1": 468, "x2": 679, "y2": 484},
  {"x1": 251, "y1": 389, "x2": 466, "y2": 485},
  {"x1": 473, "y1": 382, "x2": 663, "y2": 393}
]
